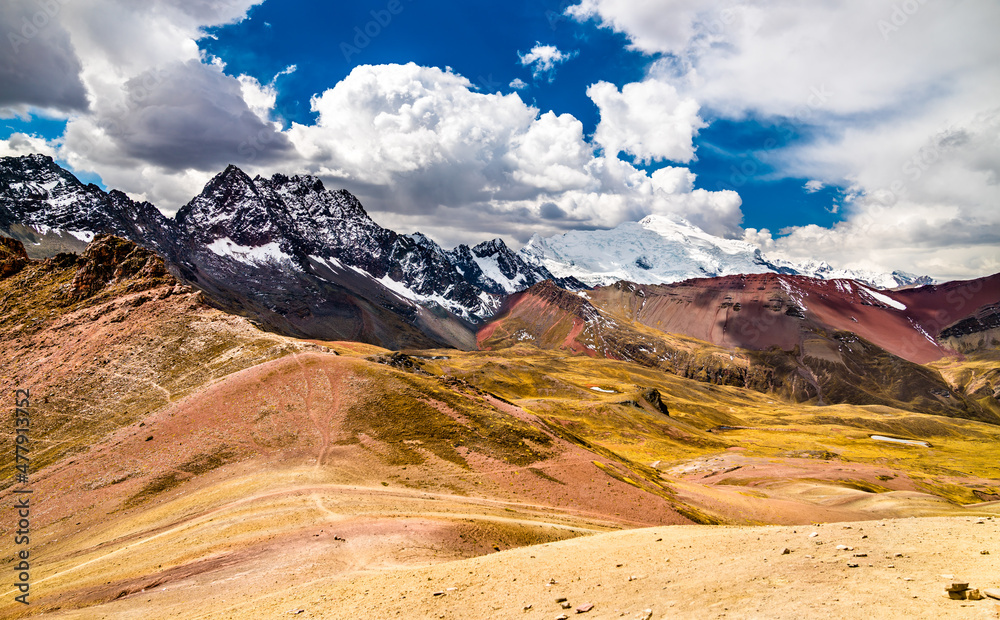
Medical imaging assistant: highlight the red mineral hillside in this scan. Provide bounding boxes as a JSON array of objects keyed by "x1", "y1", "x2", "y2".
[
  {"x1": 479, "y1": 276, "x2": 1000, "y2": 422},
  {"x1": 586, "y1": 272, "x2": 1000, "y2": 364}
]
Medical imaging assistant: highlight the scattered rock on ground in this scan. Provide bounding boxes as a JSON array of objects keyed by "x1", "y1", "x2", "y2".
[{"x1": 946, "y1": 579, "x2": 971, "y2": 600}]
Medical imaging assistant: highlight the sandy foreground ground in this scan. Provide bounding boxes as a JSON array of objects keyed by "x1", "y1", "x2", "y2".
[{"x1": 38, "y1": 514, "x2": 999, "y2": 620}]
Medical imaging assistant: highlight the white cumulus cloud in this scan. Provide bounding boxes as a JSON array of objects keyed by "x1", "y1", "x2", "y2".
[
  {"x1": 518, "y1": 43, "x2": 577, "y2": 81},
  {"x1": 803, "y1": 180, "x2": 824, "y2": 193},
  {"x1": 284, "y1": 63, "x2": 740, "y2": 246},
  {"x1": 588, "y1": 79, "x2": 704, "y2": 165},
  {"x1": 569, "y1": 0, "x2": 1000, "y2": 280}
]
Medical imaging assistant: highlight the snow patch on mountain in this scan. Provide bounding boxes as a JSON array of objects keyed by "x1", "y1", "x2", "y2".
[
  {"x1": 471, "y1": 252, "x2": 528, "y2": 294},
  {"x1": 207, "y1": 237, "x2": 294, "y2": 266},
  {"x1": 309, "y1": 255, "x2": 345, "y2": 272},
  {"x1": 67, "y1": 230, "x2": 95, "y2": 243},
  {"x1": 859, "y1": 286, "x2": 907, "y2": 311}
]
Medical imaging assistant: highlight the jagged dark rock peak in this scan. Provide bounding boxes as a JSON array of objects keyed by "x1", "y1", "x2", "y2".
[
  {"x1": 446, "y1": 237, "x2": 584, "y2": 296},
  {"x1": 0, "y1": 156, "x2": 574, "y2": 348},
  {"x1": 0, "y1": 154, "x2": 172, "y2": 254}
]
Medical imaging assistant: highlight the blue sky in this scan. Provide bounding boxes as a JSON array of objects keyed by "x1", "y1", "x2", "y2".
[
  {"x1": 1, "y1": 0, "x2": 997, "y2": 279},
  {"x1": 1, "y1": 0, "x2": 844, "y2": 234},
  {"x1": 198, "y1": 0, "x2": 846, "y2": 233}
]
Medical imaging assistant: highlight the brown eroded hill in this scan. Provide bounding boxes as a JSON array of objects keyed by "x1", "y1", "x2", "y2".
[{"x1": 0, "y1": 235, "x2": 307, "y2": 475}]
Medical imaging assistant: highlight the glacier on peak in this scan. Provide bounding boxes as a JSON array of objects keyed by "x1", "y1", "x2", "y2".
[{"x1": 519, "y1": 214, "x2": 931, "y2": 290}]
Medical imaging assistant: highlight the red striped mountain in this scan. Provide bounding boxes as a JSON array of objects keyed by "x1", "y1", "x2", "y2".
[
  {"x1": 585, "y1": 273, "x2": 1000, "y2": 365},
  {"x1": 479, "y1": 278, "x2": 1000, "y2": 422}
]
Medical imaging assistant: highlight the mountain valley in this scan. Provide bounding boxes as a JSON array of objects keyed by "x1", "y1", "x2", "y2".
[{"x1": 0, "y1": 158, "x2": 998, "y2": 618}]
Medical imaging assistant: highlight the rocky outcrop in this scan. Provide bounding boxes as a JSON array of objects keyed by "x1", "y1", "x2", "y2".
[
  {"x1": 0, "y1": 237, "x2": 29, "y2": 278},
  {"x1": 69, "y1": 235, "x2": 172, "y2": 299},
  {"x1": 639, "y1": 388, "x2": 670, "y2": 416}
]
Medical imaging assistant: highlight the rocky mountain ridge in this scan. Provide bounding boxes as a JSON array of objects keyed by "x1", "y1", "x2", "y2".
[
  {"x1": 0, "y1": 155, "x2": 578, "y2": 346},
  {"x1": 0, "y1": 154, "x2": 957, "y2": 350}
]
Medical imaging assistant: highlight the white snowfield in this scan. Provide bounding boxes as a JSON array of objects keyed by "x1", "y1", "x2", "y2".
[{"x1": 520, "y1": 214, "x2": 928, "y2": 290}]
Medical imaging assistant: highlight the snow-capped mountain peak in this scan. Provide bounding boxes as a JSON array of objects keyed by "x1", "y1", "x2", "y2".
[
  {"x1": 519, "y1": 213, "x2": 932, "y2": 290},
  {"x1": 521, "y1": 216, "x2": 773, "y2": 287},
  {"x1": 175, "y1": 164, "x2": 279, "y2": 243}
]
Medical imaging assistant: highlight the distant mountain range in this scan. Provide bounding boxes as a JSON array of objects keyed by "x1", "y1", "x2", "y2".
[
  {"x1": 0, "y1": 154, "x2": 949, "y2": 349},
  {"x1": 521, "y1": 214, "x2": 934, "y2": 290},
  {"x1": 2, "y1": 153, "x2": 998, "y2": 419},
  {"x1": 479, "y1": 272, "x2": 1000, "y2": 421}
]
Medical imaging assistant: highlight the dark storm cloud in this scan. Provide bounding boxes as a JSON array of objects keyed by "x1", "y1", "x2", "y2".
[
  {"x1": 0, "y1": 0, "x2": 89, "y2": 111},
  {"x1": 104, "y1": 59, "x2": 292, "y2": 171},
  {"x1": 539, "y1": 202, "x2": 566, "y2": 220}
]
